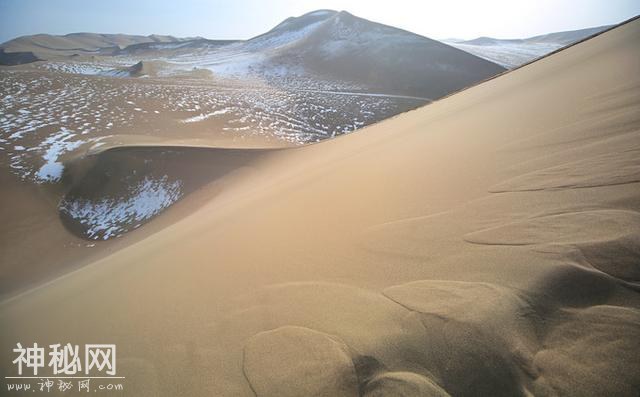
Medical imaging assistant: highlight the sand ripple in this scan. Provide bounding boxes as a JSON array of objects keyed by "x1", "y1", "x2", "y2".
[
  {"x1": 489, "y1": 148, "x2": 640, "y2": 192},
  {"x1": 465, "y1": 210, "x2": 640, "y2": 281},
  {"x1": 227, "y1": 274, "x2": 640, "y2": 396}
]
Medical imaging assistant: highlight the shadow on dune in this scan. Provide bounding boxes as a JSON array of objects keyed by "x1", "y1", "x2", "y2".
[{"x1": 58, "y1": 145, "x2": 274, "y2": 240}]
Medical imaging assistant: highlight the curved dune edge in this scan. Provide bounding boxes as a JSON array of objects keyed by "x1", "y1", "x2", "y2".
[
  {"x1": 232, "y1": 278, "x2": 640, "y2": 396},
  {"x1": 243, "y1": 326, "x2": 359, "y2": 397},
  {"x1": 58, "y1": 144, "x2": 274, "y2": 239},
  {"x1": 488, "y1": 148, "x2": 640, "y2": 192},
  {"x1": 464, "y1": 210, "x2": 640, "y2": 281},
  {"x1": 363, "y1": 372, "x2": 450, "y2": 397}
]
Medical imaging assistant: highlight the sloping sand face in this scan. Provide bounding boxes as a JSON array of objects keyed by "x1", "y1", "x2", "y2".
[{"x1": 1, "y1": 19, "x2": 639, "y2": 396}]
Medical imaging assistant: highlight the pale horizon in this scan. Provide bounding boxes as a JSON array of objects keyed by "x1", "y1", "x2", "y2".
[{"x1": 1, "y1": 0, "x2": 639, "y2": 44}]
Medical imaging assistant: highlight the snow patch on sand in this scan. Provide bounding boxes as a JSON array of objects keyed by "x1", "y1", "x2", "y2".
[
  {"x1": 60, "y1": 176, "x2": 183, "y2": 240},
  {"x1": 36, "y1": 128, "x2": 83, "y2": 182},
  {"x1": 181, "y1": 108, "x2": 231, "y2": 123}
]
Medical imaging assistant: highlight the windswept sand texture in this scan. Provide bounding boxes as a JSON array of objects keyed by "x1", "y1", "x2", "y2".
[{"x1": 1, "y1": 16, "x2": 640, "y2": 397}]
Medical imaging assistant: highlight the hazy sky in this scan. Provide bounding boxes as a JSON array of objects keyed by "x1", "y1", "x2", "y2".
[{"x1": 1, "y1": 0, "x2": 638, "y2": 43}]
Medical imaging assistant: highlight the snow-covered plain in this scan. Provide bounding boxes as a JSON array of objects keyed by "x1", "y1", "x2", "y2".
[
  {"x1": 443, "y1": 26, "x2": 609, "y2": 69},
  {"x1": 0, "y1": 67, "x2": 425, "y2": 239},
  {"x1": 444, "y1": 41, "x2": 563, "y2": 68},
  {"x1": 0, "y1": 70, "x2": 424, "y2": 184}
]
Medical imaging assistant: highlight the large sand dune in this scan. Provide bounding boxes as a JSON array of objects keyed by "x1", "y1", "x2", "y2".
[
  {"x1": 0, "y1": 33, "x2": 190, "y2": 61},
  {"x1": 1, "y1": 16, "x2": 639, "y2": 397}
]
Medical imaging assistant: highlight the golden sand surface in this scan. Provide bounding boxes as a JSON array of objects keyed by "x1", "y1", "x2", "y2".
[{"x1": 1, "y1": 18, "x2": 639, "y2": 397}]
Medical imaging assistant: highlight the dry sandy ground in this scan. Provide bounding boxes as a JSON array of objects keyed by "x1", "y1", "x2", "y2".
[{"x1": 1, "y1": 18, "x2": 639, "y2": 397}]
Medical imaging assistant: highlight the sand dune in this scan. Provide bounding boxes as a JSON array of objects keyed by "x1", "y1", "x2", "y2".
[
  {"x1": 1, "y1": 15, "x2": 639, "y2": 397},
  {"x1": 0, "y1": 33, "x2": 190, "y2": 62},
  {"x1": 60, "y1": 145, "x2": 273, "y2": 240}
]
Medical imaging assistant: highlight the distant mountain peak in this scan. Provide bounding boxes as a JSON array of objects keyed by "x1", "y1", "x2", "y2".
[
  {"x1": 263, "y1": 9, "x2": 337, "y2": 36},
  {"x1": 304, "y1": 9, "x2": 338, "y2": 17}
]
